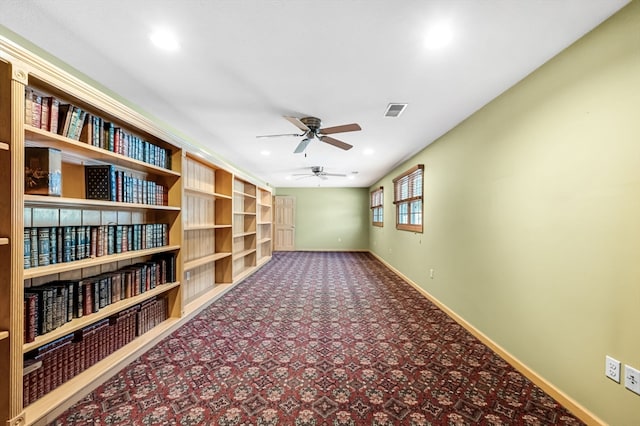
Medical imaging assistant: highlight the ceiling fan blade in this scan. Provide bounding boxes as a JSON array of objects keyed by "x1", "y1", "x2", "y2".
[
  {"x1": 323, "y1": 173, "x2": 347, "y2": 177},
  {"x1": 294, "y1": 138, "x2": 312, "y2": 154},
  {"x1": 256, "y1": 132, "x2": 304, "y2": 138},
  {"x1": 284, "y1": 116, "x2": 310, "y2": 132},
  {"x1": 319, "y1": 135, "x2": 353, "y2": 151},
  {"x1": 295, "y1": 175, "x2": 315, "y2": 180},
  {"x1": 318, "y1": 123, "x2": 361, "y2": 135}
]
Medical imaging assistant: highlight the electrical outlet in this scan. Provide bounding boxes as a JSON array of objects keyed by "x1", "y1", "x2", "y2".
[
  {"x1": 606, "y1": 355, "x2": 621, "y2": 383},
  {"x1": 624, "y1": 364, "x2": 640, "y2": 395}
]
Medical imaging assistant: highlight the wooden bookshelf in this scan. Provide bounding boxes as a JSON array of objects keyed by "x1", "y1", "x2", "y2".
[
  {"x1": 232, "y1": 178, "x2": 258, "y2": 279},
  {"x1": 182, "y1": 153, "x2": 233, "y2": 304},
  {"x1": 0, "y1": 35, "x2": 273, "y2": 426},
  {"x1": 257, "y1": 187, "x2": 273, "y2": 263}
]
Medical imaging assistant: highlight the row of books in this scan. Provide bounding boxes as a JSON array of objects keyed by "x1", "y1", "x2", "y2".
[
  {"x1": 23, "y1": 297, "x2": 169, "y2": 406},
  {"x1": 25, "y1": 87, "x2": 172, "y2": 170},
  {"x1": 24, "y1": 223, "x2": 169, "y2": 269},
  {"x1": 85, "y1": 165, "x2": 169, "y2": 206},
  {"x1": 23, "y1": 253, "x2": 176, "y2": 342}
]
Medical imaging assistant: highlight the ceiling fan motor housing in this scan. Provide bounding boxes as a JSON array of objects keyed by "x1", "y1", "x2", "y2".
[{"x1": 301, "y1": 117, "x2": 322, "y2": 132}]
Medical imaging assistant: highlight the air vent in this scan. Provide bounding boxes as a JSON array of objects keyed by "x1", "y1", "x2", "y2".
[{"x1": 384, "y1": 103, "x2": 408, "y2": 118}]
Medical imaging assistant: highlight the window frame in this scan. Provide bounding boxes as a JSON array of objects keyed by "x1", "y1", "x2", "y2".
[
  {"x1": 370, "y1": 186, "x2": 384, "y2": 227},
  {"x1": 393, "y1": 164, "x2": 424, "y2": 233}
]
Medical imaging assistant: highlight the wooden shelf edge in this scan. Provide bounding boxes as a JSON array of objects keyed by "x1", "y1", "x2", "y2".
[
  {"x1": 24, "y1": 194, "x2": 180, "y2": 211},
  {"x1": 25, "y1": 126, "x2": 181, "y2": 178},
  {"x1": 0, "y1": 237, "x2": 9, "y2": 245},
  {"x1": 233, "y1": 211, "x2": 257, "y2": 216},
  {"x1": 0, "y1": 141, "x2": 8, "y2": 150},
  {"x1": 258, "y1": 238, "x2": 271, "y2": 245},
  {"x1": 257, "y1": 221, "x2": 271, "y2": 225},
  {"x1": 184, "y1": 252, "x2": 232, "y2": 270},
  {"x1": 184, "y1": 187, "x2": 233, "y2": 200},
  {"x1": 23, "y1": 281, "x2": 181, "y2": 353},
  {"x1": 233, "y1": 190, "x2": 257, "y2": 199},
  {"x1": 183, "y1": 186, "x2": 215, "y2": 197},
  {"x1": 233, "y1": 248, "x2": 256, "y2": 260},
  {"x1": 24, "y1": 245, "x2": 181, "y2": 279},
  {"x1": 23, "y1": 316, "x2": 182, "y2": 426},
  {"x1": 233, "y1": 231, "x2": 256, "y2": 238},
  {"x1": 184, "y1": 224, "x2": 218, "y2": 231},
  {"x1": 0, "y1": 330, "x2": 8, "y2": 341}
]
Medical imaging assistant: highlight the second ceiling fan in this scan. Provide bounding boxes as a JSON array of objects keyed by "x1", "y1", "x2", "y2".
[{"x1": 257, "y1": 116, "x2": 361, "y2": 154}]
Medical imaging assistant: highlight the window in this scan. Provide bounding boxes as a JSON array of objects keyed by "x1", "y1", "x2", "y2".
[
  {"x1": 393, "y1": 164, "x2": 423, "y2": 232},
  {"x1": 370, "y1": 187, "x2": 384, "y2": 227}
]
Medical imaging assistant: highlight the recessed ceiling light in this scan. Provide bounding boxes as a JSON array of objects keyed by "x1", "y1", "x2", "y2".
[
  {"x1": 260, "y1": 150, "x2": 270, "y2": 156},
  {"x1": 150, "y1": 28, "x2": 180, "y2": 51},
  {"x1": 424, "y1": 21, "x2": 453, "y2": 50}
]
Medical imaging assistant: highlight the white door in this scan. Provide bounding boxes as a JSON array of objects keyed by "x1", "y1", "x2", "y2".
[{"x1": 274, "y1": 195, "x2": 295, "y2": 251}]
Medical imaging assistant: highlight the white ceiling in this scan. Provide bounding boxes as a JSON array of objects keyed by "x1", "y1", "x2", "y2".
[{"x1": 0, "y1": 0, "x2": 629, "y2": 188}]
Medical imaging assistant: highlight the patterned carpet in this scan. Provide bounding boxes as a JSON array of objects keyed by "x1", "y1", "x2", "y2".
[{"x1": 52, "y1": 251, "x2": 584, "y2": 425}]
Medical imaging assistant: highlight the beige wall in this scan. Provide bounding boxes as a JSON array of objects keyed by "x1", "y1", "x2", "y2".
[
  {"x1": 369, "y1": 2, "x2": 640, "y2": 424},
  {"x1": 275, "y1": 187, "x2": 369, "y2": 251}
]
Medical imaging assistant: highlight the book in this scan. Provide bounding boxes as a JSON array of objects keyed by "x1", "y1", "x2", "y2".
[
  {"x1": 24, "y1": 147, "x2": 62, "y2": 197},
  {"x1": 49, "y1": 226, "x2": 57, "y2": 265},
  {"x1": 49, "y1": 97, "x2": 60, "y2": 134},
  {"x1": 24, "y1": 228, "x2": 31, "y2": 269},
  {"x1": 30, "y1": 228, "x2": 39, "y2": 268},
  {"x1": 40, "y1": 96, "x2": 51, "y2": 131},
  {"x1": 57, "y1": 104, "x2": 73, "y2": 137},
  {"x1": 85, "y1": 165, "x2": 115, "y2": 201},
  {"x1": 37, "y1": 227, "x2": 50, "y2": 267},
  {"x1": 24, "y1": 293, "x2": 39, "y2": 343}
]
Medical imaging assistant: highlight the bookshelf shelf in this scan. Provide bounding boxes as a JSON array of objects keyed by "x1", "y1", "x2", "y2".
[
  {"x1": 233, "y1": 248, "x2": 256, "y2": 260},
  {"x1": 184, "y1": 187, "x2": 232, "y2": 200},
  {"x1": 233, "y1": 190, "x2": 257, "y2": 199},
  {"x1": 0, "y1": 237, "x2": 8, "y2": 245},
  {"x1": 24, "y1": 245, "x2": 180, "y2": 279},
  {"x1": 24, "y1": 194, "x2": 181, "y2": 211},
  {"x1": 184, "y1": 224, "x2": 230, "y2": 231},
  {"x1": 184, "y1": 252, "x2": 232, "y2": 271},
  {"x1": 258, "y1": 238, "x2": 271, "y2": 245},
  {"x1": 23, "y1": 281, "x2": 180, "y2": 353},
  {"x1": 0, "y1": 142, "x2": 8, "y2": 150},
  {"x1": 0, "y1": 331, "x2": 8, "y2": 341},
  {"x1": 233, "y1": 211, "x2": 257, "y2": 216},
  {"x1": 25, "y1": 126, "x2": 181, "y2": 178},
  {"x1": 233, "y1": 231, "x2": 255, "y2": 238}
]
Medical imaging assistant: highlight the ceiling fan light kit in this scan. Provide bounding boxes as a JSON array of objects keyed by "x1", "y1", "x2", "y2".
[{"x1": 258, "y1": 116, "x2": 361, "y2": 154}]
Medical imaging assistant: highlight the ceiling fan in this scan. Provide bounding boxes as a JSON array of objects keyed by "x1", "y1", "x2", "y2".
[
  {"x1": 257, "y1": 116, "x2": 361, "y2": 153},
  {"x1": 293, "y1": 166, "x2": 347, "y2": 180}
]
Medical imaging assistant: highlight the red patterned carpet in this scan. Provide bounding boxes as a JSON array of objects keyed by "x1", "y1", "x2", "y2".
[{"x1": 52, "y1": 251, "x2": 584, "y2": 425}]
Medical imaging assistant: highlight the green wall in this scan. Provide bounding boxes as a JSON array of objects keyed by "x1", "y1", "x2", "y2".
[
  {"x1": 275, "y1": 188, "x2": 369, "y2": 251},
  {"x1": 369, "y1": 2, "x2": 640, "y2": 424}
]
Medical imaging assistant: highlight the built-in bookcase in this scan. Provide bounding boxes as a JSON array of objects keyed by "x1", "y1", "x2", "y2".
[
  {"x1": 16, "y1": 69, "x2": 183, "y2": 425},
  {"x1": 182, "y1": 153, "x2": 232, "y2": 305},
  {"x1": 232, "y1": 178, "x2": 257, "y2": 279},
  {"x1": 257, "y1": 188, "x2": 272, "y2": 265},
  {"x1": 0, "y1": 38, "x2": 272, "y2": 426}
]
